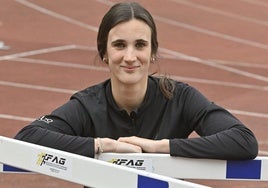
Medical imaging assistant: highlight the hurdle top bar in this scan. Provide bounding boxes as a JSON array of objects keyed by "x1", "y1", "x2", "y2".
[
  {"x1": 97, "y1": 153, "x2": 268, "y2": 181},
  {"x1": 3, "y1": 154, "x2": 267, "y2": 182},
  {"x1": 0, "y1": 136, "x2": 209, "y2": 188}
]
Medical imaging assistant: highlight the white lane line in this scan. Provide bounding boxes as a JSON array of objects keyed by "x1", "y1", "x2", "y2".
[
  {"x1": 171, "y1": 0, "x2": 268, "y2": 26},
  {"x1": 3, "y1": 46, "x2": 267, "y2": 84},
  {"x1": 0, "y1": 45, "x2": 77, "y2": 61},
  {"x1": 15, "y1": 0, "x2": 98, "y2": 32},
  {"x1": 259, "y1": 150, "x2": 268, "y2": 156},
  {"x1": 208, "y1": 59, "x2": 268, "y2": 69},
  {"x1": 240, "y1": 0, "x2": 268, "y2": 8},
  {"x1": 0, "y1": 114, "x2": 35, "y2": 122},
  {"x1": 12, "y1": 0, "x2": 268, "y2": 83},
  {"x1": 0, "y1": 81, "x2": 77, "y2": 94},
  {"x1": 228, "y1": 109, "x2": 268, "y2": 119},
  {"x1": 171, "y1": 75, "x2": 268, "y2": 91},
  {"x1": 17, "y1": 0, "x2": 268, "y2": 51},
  {"x1": 159, "y1": 53, "x2": 268, "y2": 70},
  {"x1": 259, "y1": 141, "x2": 268, "y2": 146},
  {"x1": 95, "y1": 0, "x2": 114, "y2": 6},
  {"x1": 154, "y1": 15, "x2": 268, "y2": 50},
  {"x1": 160, "y1": 47, "x2": 268, "y2": 83},
  {"x1": 12, "y1": 57, "x2": 109, "y2": 72},
  {"x1": 2, "y1": 56, "x2": 267, "y2": 91},
  {"x1": 2, "y1": 57, "x2": 267, "y2": 91}
]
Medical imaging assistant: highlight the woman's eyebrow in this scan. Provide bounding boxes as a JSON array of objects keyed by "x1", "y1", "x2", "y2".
[
  {"x1": 111, "y1": 39, "x2": 125, "y2": 44},
  {"x1": 136, "y1": 39, "x2": 149, "y2": 43},
  {"x1": 110, "y1": 38, "x2": 149, "y2": 45}
]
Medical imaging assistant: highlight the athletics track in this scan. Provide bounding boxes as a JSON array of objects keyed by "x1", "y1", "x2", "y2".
[{"x1": 0, "y1": 0, "x2": 268, "y2": 187}]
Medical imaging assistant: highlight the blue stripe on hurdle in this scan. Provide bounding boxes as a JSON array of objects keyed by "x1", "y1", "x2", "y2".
[
  {"x1": 226, "y1": 160, "x2": 261, "y2": 179},
  {"x1": 138, "y1": 175, "x2": 169, "y2": 188},
  {"x1": 3, "y1": 165, "x2": 29, "y2": 172}
]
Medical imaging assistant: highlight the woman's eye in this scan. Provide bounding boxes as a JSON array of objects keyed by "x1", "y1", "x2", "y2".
[
  {"x1": 136, "y1": 41, "x2": 148, "y2": 49},
  {"x1": 113, "y1": 42, "x2": 125, "y2": 49},
  {"x1": 136, "y1": 43, "x2": 145, "y2": 48}
]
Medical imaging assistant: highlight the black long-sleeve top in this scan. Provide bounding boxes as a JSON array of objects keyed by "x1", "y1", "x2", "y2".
[{"x1": 15, "y1": 76, "x2": 258, "y2": 160}]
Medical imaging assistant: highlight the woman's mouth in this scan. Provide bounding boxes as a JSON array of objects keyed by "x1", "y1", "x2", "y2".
[{"x1": 121, "y1": 65, "x2": 139, "y2": 72}]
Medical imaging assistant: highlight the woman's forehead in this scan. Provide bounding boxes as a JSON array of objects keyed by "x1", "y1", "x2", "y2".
[{"x1": 108, "y1": 19, "x2": 151, "y2": 42}]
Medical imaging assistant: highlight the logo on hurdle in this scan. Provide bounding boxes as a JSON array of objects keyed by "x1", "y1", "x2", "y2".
[
  {"x1": 108, "y1": 158, "x2": 152, "y2": 171},
  {"x1": 35, "y1": 152, "x2": 70, "y2": 175},
  {"x1": 36, "y1": 152, "x2": 66, "y2": 167}
]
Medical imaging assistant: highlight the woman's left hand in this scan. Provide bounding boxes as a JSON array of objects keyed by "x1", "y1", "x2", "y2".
[{"x1": 118, "y1": 136, "x2": 170, "y2": 153}]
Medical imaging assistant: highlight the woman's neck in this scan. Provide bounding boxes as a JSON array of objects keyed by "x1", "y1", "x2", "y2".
[{"x1": 111, "y1": 79, "x2": 148, "y2": 114}]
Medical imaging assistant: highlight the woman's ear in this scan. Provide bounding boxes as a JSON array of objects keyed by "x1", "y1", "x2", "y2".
[
  {"x1": 150, "y1": 55, "x2": 156, "y2": 64},
  {"x1": 103, "y1": 55, "x2": 109, "y2": 64}
]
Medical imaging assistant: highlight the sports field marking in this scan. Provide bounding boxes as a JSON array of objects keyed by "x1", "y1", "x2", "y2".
[
  {"x1": 154, "y1": 15, "x2": 268, "y2": 51},
  {"x1": 0, "y1": 45, "x2": 77, "y2": 61},
  {"x1": 0, "y1": 80, "x2": 76, "y2": 94},
  {"x1": 12, "y1": 57, "x2": 109, "y2": 72},
  {"x1": 259, "y1": 150, "x2": 268, "y2": 156},
  {"x1": 16, "y1": 0, "x2": 268, "y2": 51},
  {"x1": 15, "y1": 0, "x2": 98, "y2": 32},
  {"x1": 97, "y1": 0, "x2": 268, "y2": 50},
  {"x1": 208, "y1": 60, "x2": 268, "y2": 69},
  {"x1": 228, "y1": 109, "x2": 268, "y2": 119},
  {"x1": 1, "y1": 44, "x2": 267, "y2": 86},
  {"x1": 171, "y1": 76, "x2": 268, "y2": 91},
  {"x1": 259, "y1": 140, "x2": 268, "y2": 146},
  {"x1": 0, "y1": 114, "x2": 35, "y2": 122},
  {"x1": 3, "y1": 57, "x2": 267, "y2": 92},
  {"x1": 171, "y1": 0, "x2": 268, "y2": 26},
  {"x1": 96, "y1": 0, "x2": 114, "y2": 6},
  {"x1": 12, "y1": 1, "x2": 268, "y2": 83},
  {"x1": 160, "y1": 47, "x2": 268, "y2": 82},
  {"x1": 241, "y1": 0, "x2": 268, "y2": 8}
]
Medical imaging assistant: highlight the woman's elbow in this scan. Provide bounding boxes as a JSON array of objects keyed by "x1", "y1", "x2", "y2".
[
  {"x1": 14, "y1": 126, "x2": 42, "y2": 143},
  {"x1": 245, "y1": 137, "x2": 259, "y2": 159}
]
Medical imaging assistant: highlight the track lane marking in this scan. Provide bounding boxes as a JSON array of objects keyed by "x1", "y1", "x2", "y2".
[
  {"x1": 2, "y1": 57, "x2": 267, "y2": 91},
  {"x1": 16, "y1": 0, "x2": 268, "y2": 50},
  {"x1": 15, "y1": 0, "x2": 98, "y2": 32},
  {"x1": 12, "y1": 0, "x2": 268, "y2": 83},
  {"x1": 159, "y1": 47, "x2": 268, "y2": 82},
  {"x1": 0, "y1": 45, "x2": 77, "y2": 61},
  {"x1": 241, "y1": 0, "x2": 268, "y2": 8},
  {"x1": 0, "y1": 80, "x2": 76, "y2": 94},
  {"x1": 171, "y1": 0, "x2": 268, "y2": 26}
]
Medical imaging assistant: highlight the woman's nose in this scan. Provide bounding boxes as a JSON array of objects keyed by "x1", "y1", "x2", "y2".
[{"x1": 123, "y1": 47, "x2": 137, "y2": 62}]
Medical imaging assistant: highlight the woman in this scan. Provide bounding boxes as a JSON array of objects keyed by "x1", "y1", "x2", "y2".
[{"x1": 15, "y1": 2, "x2": 258, "y2": 160}]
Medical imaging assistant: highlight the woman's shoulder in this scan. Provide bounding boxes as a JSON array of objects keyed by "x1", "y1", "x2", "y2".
[
  {"x1": 71, "y1": 79, "x2": 110, "y2": 100},
  {"x1": 150, "y1": 75, "x2": 191, "y2": 90}
]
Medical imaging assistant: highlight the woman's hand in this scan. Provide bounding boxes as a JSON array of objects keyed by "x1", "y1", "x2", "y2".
[
  {"x1": 118, "y1": 136, "x2": 170, "y2": 153},
  {"x1": 95, "y1": 138, "x2": 142, "y2": 153}
]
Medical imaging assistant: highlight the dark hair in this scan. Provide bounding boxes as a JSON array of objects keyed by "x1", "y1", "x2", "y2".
[{"x1": 97, "y1": 2, "x2": 174, "y2": 99}]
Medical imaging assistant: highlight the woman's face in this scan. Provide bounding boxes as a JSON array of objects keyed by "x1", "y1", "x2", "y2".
[{"x1": 106, "y1": 19, "x2": 152, "y2": 86}]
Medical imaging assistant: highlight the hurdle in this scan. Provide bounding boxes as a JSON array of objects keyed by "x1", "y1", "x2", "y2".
[
  {"x1": 97, "y1": 153, "x2": 268, "y2": 181},
  {"x1": 0, "y1": 136, "x2": 209, "y2": 188}
]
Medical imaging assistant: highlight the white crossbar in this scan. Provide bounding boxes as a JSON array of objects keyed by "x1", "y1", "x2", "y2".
[
  {"x1": 2, "y1": 147, "x2": 268, "y2": 182},
  {"x1": 97, "y1": 153, "x2": 268, "y2": 181},
  {"x1": 0, "y1": 136, "x2": 209, "y2": 188}
]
